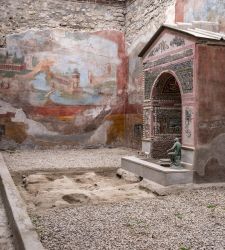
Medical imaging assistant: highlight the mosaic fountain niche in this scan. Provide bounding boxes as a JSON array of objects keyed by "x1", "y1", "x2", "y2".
[
  {"x1": 122, "y1": 23, "x2": 225, "y2": 184},
  {"x1": 147, "y1": 72, "x2": 182, "y2": 159},
  {"x1": 121, "y1": 25, "x2": 199, "y2": 186},
  {"x1": 122, "y1": 71, "x2": 193, "y2": 185},
  {"x1": 121, "y1": 70, "x2": 193, "y2": 186}
]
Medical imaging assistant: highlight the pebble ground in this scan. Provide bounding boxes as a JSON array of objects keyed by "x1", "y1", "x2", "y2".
[
  {"x1": 31, "y1": 187, "x2": 225, "y2": 250},
  {"x1": 3, "y1": 147, "x2": 136, "y2": 172},
  {"x1": 3, "y1": 148, "x2": 225, "y2": 250}
]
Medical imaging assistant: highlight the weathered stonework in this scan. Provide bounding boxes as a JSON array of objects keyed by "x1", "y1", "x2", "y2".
[
  {"x1": 125, "y1": 0, "x2": 176, "y2": 46},
  {"x1": 0, "y1": 0, "x2": 126, "y2": 47}
]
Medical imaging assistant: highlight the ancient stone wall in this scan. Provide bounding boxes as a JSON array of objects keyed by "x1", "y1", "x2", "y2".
[
  {"x1": 124, "y1": 0, "x2": 176, "y2": 149},
  {"x1": 0, "y1": 0, "x2": 126, "y2": 47},
  {"x1": 125, "y1": 0, "x2": 176, "y2": 47}
]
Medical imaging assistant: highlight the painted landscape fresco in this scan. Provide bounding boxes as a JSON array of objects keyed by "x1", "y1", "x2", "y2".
[{"x1": 0, "y1": 29, "x2": 127, "y2": 147}]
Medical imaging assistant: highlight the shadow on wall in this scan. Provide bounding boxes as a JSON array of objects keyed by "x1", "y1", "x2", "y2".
[{"x1": 195, "y1": 133, "x2": 225, "y2": 182}]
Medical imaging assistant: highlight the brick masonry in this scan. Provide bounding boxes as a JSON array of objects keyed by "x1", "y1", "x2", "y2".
[{"x1": 0, "y1": 0, "x2": 177, "y2": 49}]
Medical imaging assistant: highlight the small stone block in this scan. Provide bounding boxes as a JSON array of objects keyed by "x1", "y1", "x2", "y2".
[{"x1": 159, "y1": 158, "x2": 171, "y2": 167}]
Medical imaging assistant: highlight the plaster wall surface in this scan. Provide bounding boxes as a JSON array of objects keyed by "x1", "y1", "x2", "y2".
[
  {"x1": 175, "y1": 0, "x2": 225, "y2": 32},
  {"x1": 195, "y1": 44, "x2": 225, "y2": 181}
]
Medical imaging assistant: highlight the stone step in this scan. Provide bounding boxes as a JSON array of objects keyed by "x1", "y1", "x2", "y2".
[
  {"x1": 158, "y1": 158, "x2": 171, "y2": 167},
  {"x1": 121, "y1": 156, "x2": 193, "y2": 186}
]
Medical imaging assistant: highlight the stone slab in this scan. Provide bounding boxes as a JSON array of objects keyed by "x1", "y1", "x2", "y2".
[
  {"x1": 0, "y1": 153, "x2": 44, "y2": 250},
  {"x1": 121, "y1": 156, "x2": 193, "y2": 186},
  {"x1": 0, "y1": 194, "x2": 14, "y2": 250},
  {"x1": 140, "y1": 178, "x2": 225, "y2": 196}
]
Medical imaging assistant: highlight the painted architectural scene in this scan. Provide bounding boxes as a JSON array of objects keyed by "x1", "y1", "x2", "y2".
[{"x1": 0, "y1": 29, "x2": 127, "y2": 147}]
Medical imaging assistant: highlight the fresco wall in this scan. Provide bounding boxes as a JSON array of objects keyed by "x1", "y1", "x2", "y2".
[
  {"x1": 176, "y1": 0, "x2": 225, "y2": 32},
  {"x1": 0, "y1": 29, "x2": 128, "y2": 148}
]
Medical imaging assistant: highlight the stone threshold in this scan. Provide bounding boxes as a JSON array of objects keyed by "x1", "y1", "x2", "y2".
[{"x1": 0, "y1": 153, "x2": 44, "y2": 250}]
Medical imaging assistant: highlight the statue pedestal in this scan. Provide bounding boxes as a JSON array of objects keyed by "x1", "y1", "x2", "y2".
[{"x1": 121, "y1": 156, "x2": 193, "y2": 186}]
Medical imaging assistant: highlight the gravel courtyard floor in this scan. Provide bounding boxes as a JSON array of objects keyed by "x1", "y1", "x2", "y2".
[
  {"x1": 31, "y1": 188, "x2": 225, "y2": 250},
  {"x1": 3, "y1": 147, "x2": 136, "y2": 172},
  {"x1": 3, "y1": 148, "x2": 225, "y2": 250}
]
